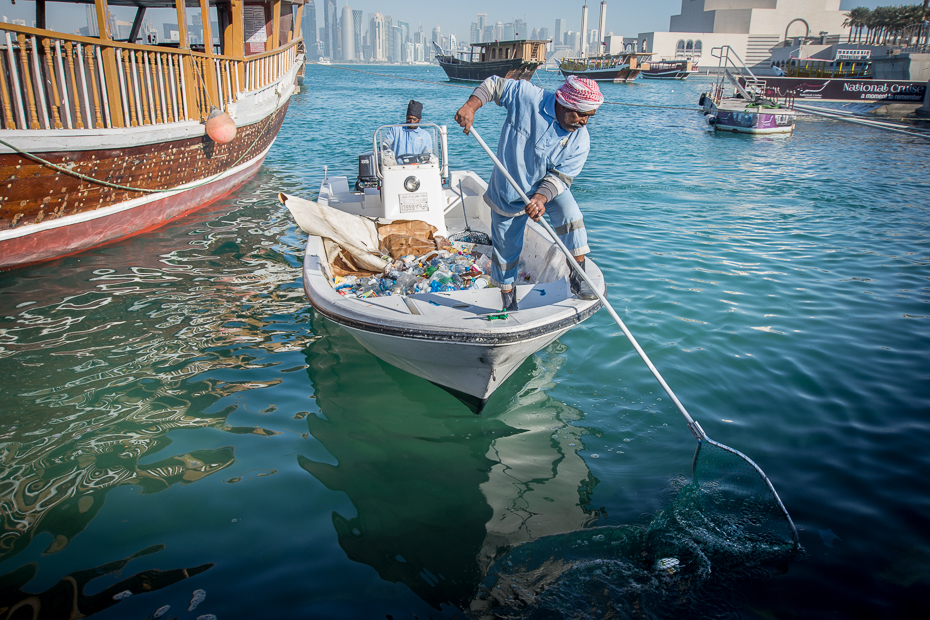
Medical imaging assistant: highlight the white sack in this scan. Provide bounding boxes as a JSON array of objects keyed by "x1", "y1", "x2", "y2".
[{"x1": 279, "y1": 192, "x2": 388, "y2": 273}]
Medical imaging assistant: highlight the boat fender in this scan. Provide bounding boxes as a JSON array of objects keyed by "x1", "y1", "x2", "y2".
[
  {"x1": 206, "y1": 107, "x2": 237, "y2": 144},
  {"x1": 698, "y1": 93, "x2": 706, "y2": 107},
  {"x1": 705, "y1": 115, "x2": 717, "y2": 126}
]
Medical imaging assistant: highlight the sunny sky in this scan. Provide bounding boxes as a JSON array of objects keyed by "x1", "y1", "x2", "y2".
[{"x1": 0, "y1": 0, "x2": 898, "y2": 42}]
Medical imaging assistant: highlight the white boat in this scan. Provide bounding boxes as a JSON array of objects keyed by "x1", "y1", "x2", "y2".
[
  {"x1": 281, "y1": 123, "x2": 605, "y2": 410},
  {"x1": 700, "y1": 46, "x2": 797, "y2": 135}
]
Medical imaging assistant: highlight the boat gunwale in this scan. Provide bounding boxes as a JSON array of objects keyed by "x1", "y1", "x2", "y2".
[
  {"x1": 306, "y1": 293, "x2": 601, "y2": 346},
  {"x1": 301, "y1": 240, "x2": 604, "y2": 346}
]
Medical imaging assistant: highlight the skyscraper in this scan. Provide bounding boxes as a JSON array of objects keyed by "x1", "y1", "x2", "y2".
[
  {"x1": 597, "y1": 1, "x2": 607, "y2": 50},
  {"x1": 554, "y1": 18, "x2": 566, "y2": 46},
  {"x1": 369, "y1": 13, "x2": 385, "y2": 61},
  {"x1": 477, "y1": 13, "x2": 487, "y2": 41},
  {"x1": 341, "y1": 5, "x2": 355, "y2": 61},
  {"x1": 353, "y1": 9, "x2": 363, "y2": 60},
  {"x1": 323, "y1": 0, "x2": 336, "y2": 58},
  {"x1": 302, "y1": 0, "x2": 318, "y2": 59}
]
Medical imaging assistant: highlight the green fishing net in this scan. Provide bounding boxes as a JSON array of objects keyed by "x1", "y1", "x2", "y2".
[{"x1": 469, "y1": 440, "x2": 799, "y2": 620}]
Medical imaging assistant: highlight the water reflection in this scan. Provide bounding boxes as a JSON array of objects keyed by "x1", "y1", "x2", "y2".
[
  {"x1": 298, "y1": 314, "x2": 598, "y2": 611},
  {"x1": 0, "y1": 204, "x2": 312, "y2": 572},
  {"x1": 0, "y1": 544, "x2": 212, "y2": 618}
]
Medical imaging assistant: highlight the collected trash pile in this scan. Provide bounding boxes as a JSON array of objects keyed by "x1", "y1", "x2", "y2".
[
  {"x1": 334, "y1": 243, "x2": 501, "y2": 298},
  {"x1": 276, "y1": 193, "x2": 512, "y2": 299}
]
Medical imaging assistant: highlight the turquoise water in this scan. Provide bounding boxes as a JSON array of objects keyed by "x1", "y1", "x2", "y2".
[{"x1": 1, "y1": 65, "x2": 929, "y2": 618}]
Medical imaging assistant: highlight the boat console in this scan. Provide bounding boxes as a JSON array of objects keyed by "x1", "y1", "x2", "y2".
[{"x1": 322, "y1": 123, "x2": 452, "y2": 235}]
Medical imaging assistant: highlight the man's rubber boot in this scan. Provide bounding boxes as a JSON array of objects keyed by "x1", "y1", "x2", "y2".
[
  {"x1": 501, "y1": 287, "x2": 518, "y2": 311},
  {"x1": 570, "y1": 261, "x2": 597, "y2": 300}
]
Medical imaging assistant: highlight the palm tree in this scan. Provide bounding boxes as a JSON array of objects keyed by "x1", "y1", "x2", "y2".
[{"x1": 843, "y1": 7, "x2": 871, "y2": 43}]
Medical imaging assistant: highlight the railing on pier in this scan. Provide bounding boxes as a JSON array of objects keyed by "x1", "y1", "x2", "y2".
[{"x1": 0, "y1": 23, "x2": 300, "y2": 131}]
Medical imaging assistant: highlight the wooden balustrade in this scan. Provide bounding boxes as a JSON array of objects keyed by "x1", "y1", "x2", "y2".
[{"x1": 0, "y1": 23, "x2": 301, "y2": 131}]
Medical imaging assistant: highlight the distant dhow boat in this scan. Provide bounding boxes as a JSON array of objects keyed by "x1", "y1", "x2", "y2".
[
  {"x1": 435, "y1": 40, "x2": 548, "y2": 83},
  {"x1": 282, "y1": 123, "x2": 605, "y2": 410},
  {"x1": 0, "y1": 0, "x2": 304, "y2": 270},
  {"x1": 557, "y1": 51, "x2": 651, "y2": 83},
  {"x1": 641, "y1": 58, "x2": 699, "y2": 80}
]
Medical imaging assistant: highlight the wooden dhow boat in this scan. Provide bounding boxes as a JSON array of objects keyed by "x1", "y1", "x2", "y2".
[
  {"x1": 281, "y1": 123, "x2": 605, "y2": 410},
  {"x1": 641, "y1": 58, "x2": 698, "y2": 80},
  {"x1": 0, "y1": 0, "x2": 305, "y2": 270},
  {"x1": 436, "y1": 40, "x2": 548, "y2": 83},
  {"x1": 557, "y1": 51, "x2": 651, "y2": 83}
]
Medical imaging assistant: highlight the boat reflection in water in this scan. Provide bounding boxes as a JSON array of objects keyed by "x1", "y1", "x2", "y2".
[
  {"x1": 0, "y1": 545, "x2": 212, "y2": 618},
  {"x1": 0, "y1": 217, "x2": 313, "y2": 612},
  {"x1": 298, "y1": 313, "x2": 597, "y2": 612},
  {"x1": 299, "y1": 314, "x2": 799, "y2": 618}
]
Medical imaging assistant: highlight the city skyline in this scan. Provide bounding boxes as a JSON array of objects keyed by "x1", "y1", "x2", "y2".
[
  {"x1": 0, "y1": 1, "x2": 894, "y2": 49},
  {"x1": 299, "y1": 0, "x2": 892, "y2": 43}
]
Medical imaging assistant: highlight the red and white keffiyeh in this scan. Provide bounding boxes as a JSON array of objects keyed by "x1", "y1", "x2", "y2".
[{"x1": 554, "y1": 76, "x2": 604, "y2": 113}]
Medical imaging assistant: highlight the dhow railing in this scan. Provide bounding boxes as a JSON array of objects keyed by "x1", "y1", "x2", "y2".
[{"x1": 0, "y1": 24, "x2": 300, "y2": 132}]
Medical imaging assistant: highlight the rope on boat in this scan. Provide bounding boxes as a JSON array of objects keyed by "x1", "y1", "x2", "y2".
[
  {"x1": 310, "y1": 62, "x2": 704, "y2": 111},
  {"x1": 793, "y1": 103, "x2": 930, "y2": 140},
  {"x1": 0, "y1": 92, "x2": 284, "y2": 194}
]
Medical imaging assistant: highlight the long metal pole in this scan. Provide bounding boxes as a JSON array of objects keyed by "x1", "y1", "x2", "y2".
[{"x1": 469, "y1": 126, "x2": 707, "y2": 441}]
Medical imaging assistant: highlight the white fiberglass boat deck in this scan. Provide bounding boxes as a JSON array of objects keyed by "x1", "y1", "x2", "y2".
[{"x1": 283, "y1": 123, "x2": 604, "y2": 409}]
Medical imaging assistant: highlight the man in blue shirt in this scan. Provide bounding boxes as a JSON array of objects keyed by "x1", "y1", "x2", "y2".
[
  {"x1": 454, "y1": 76, "x2": 604, "y2": 311},
  {"x1": 383, "y1": 100, "x2": 435, "y2": 159}
]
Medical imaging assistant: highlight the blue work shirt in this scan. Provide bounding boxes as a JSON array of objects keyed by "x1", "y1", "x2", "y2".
[
  {"x1": 383, "y1": 125, "x2": 435, "y2": 156},
  {"x1": 480, "y1": 78, "x2": 590, "y2": 217}
]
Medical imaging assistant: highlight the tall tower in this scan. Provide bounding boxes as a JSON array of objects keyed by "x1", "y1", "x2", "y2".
[
  {"x1": 580, "y1": 3, "x2": 588, "y2": 56},
  {"x1": 302, "y1": 0, "x2": 318, "y2": 58},
  {"x1": 323, "y1": 0, "x2": 336, "y2": 58},
  {"x1": 554, "y1": 18, "x2": 566, "y2": 46},
  {"x1": 353, "y1": 9, "x2": 362, "y2": 60},
  {"x1": 341, "y1": 5, "x2": 355, "y2": 60},
  {"x1": 597, "y1": 1, "x2": 607, "y2": 54},
  {"x1": 370, "y1": 13, "x2": 385, "y2": 61}
]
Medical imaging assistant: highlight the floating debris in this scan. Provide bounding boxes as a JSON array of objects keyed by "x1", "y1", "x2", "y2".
[
  {"x1": 153, "y1": 605, "x2": 171, "y2": 618},
  {"x1": 196, "y1": 615, "x2": 217, "y2": 620},
  {"x1": 112, "y1": 590, "x2": 132, "y2": 601},
  {"x1": 189, "y1": 589, "x2": 206, "y2": 611},
  {"x1": 654, "y1": 557, "x2": 681, "y2": 574}
]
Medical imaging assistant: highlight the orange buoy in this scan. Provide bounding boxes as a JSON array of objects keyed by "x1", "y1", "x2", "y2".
[{"x1": 205, "y1": 107, "x2": 237, "y2": 144}]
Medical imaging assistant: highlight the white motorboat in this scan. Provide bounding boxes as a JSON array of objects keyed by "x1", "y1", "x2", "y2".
[{"x1": 281, "y1": 123, "x2": 605, "y2": 410}]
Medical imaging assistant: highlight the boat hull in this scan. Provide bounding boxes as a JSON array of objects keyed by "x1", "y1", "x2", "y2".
[
  {"x1": 0, "y1": 104, "x2": 288, "y2": 270},
  {"x1": 437, "y1": 57, "x2": 540, "y2": 82},
  {"x1": 343, "y1": 323, "x2": 572, "y2": 406},
  {"x1": 641, "y1": 69, "x2": 697, "y2": 80},
  {"x1": 559, "y1": 66, "x2": 640, "y2": 83},
  {"x1": 703, "y1": 98, "x2": 796, "y2": 135},
  {"x1": 299, "y1": 225, "x2": 604, "y2": 404}
]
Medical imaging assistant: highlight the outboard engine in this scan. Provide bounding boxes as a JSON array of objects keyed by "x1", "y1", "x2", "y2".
[{"x1": 354, "y1": 151, "x2": 379, "y2": 191}]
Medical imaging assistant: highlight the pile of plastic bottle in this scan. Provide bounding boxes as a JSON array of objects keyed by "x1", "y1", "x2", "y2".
[{"x1": 332, "y1": 247, "x2": 493, "y2": 298}]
